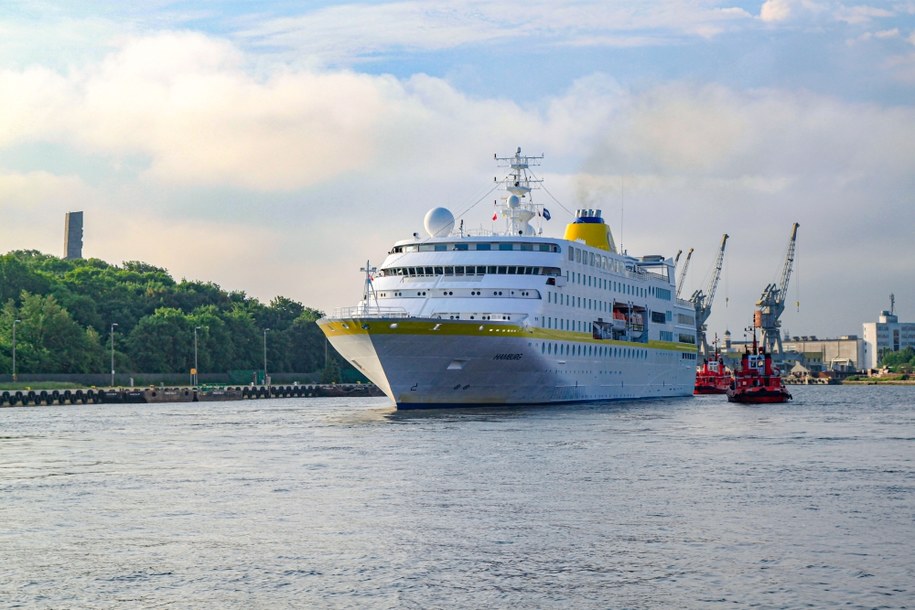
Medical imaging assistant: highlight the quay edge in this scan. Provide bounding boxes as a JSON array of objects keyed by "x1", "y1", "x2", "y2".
[{"x1": 0, "y1": 383, "x2": 383, "y2": 407}]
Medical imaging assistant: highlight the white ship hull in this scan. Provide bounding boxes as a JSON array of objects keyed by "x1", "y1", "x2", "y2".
[{"x1": 319, "y1": 317, "x2": 695, "y2": 408}]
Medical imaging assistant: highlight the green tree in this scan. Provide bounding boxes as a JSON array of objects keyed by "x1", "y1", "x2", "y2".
[
  {"x1": 167, "y1": 280, "x2": 230, "y2": 313},
  {"x1": 221, "y1": 306, "x2": 262, "y2": 370},
  {"x1": 289, "y1": 311, "x2": 327, "y2": 373},
  {"x1": 9, "y1": 292, "x2": 105, "y2": 373},
  {"x1": 126, "y1": 308, "x2": 193, "y2": 373},
  {"x1": 881, "y1": 346, "x2": 915, "y2": 372},
  {"x1": 1, "y1": 249, "x2": 336, "y2": 376},
  {"x1": 321, "y1": 352, "x2": 341, "y2": 384},
  {"x1": 0, "y1": 253, "x2": 52, "y2": 305}
]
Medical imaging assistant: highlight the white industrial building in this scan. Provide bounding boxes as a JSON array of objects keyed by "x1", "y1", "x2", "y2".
[{"x1": 862, "y1": 305, "x2": 915, "y2": 370}]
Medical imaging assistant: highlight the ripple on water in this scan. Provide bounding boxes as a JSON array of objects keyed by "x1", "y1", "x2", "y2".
[{"x1": 0, "y1": 388, "x2": 913, "y2": 608}]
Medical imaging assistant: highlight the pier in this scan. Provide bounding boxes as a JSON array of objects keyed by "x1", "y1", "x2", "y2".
[{"x1": 0, "y1": 383, "x2": 383, "y2": 407}]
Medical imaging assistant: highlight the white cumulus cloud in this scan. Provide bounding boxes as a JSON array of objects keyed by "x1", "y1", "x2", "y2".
[{"x1": 760, "y1": 0, "x2": 793, "y2": 22}]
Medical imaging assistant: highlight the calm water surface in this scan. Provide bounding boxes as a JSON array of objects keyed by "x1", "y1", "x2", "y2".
[{"x1": 1, "y1": 385, "x2": 913, "y2": 608}]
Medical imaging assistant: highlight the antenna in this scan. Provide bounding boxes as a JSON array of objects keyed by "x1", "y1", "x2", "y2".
[
  {"x1": 619, "y1": 176, "x2": 624, "y2": 254},
  {"x1": 890, "y1": 293, "x2": 895, "y2": 315},
  {"x1": 360, "y1": 260, "x2": 378, "y2": 314}
]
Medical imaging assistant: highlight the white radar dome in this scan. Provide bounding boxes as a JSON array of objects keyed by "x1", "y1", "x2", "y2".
[
  {"x1": 424, "y1": 207, "x2": 455, "y2": 238},
  {"x1": 507, "y1": 194, "x2": 520, "y2": 208}
]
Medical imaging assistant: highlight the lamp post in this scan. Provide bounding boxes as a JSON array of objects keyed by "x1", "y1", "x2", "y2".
[
  {"x1": 263, "y1": 328, "x2": 269, "y2": 386},
  {"x1": 12, "y1": 319, "x2": 21, "y2": 382},
  {"x1": 110, "y1": 323, "x2": 118, "y2": 387},
  {"x1": 193, "y1": 326, "x2": 200, "y2": 386}
]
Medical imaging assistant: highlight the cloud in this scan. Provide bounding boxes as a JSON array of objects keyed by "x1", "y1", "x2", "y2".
[
  {"x1": 760, "y1": 0, "x2": 793, "y2": 23},
  {"x1": 2, "y1": 22, "x2": 915, "y2": 336},
  {"x1": 835, "y1": 4, "x2": 895, "y2": 25},
  {"x1": 2, "y1": 32, "x2": 405, "y2": 191},
  {"x1": 0, "y1": 171, "x2": 93, "y2": 210},
  {"x1": 235, "y1": 0, "x2": 754, "y2": 63}
]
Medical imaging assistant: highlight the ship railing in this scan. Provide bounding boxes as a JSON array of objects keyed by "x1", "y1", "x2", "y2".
[
  {"x1": 331, "y1": 306, "x2": 411, "y2": 319},
  {"x1": 641, "y1": 268, "x2": 670, "y2": 282}
]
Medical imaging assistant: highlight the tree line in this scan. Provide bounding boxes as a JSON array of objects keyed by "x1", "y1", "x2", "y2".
[
  {"x1": 0, "y1": 250, "x2": 348, "y2": 380},
  {"x1": 881, "y1": 346, "x2": 915, "y2": 373}
]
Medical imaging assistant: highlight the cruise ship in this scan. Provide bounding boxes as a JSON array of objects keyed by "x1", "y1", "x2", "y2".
[{"x1": 317, "y1": 148, "x2": 697, "y2": 408}]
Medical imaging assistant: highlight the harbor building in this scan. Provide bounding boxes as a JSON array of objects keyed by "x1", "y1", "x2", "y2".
[
  {"x1": 862, "y1": 302, "x2": 915, "y2": 369},
  {"x1": 781, "y1": 335, "x2": 863, "y2": 372},
  {"x1": 64, "y1": 211, "x2": 83, "y2": 260},
  {"x1": 722, "y1": 330, "x2": 863, "y2": 373}
]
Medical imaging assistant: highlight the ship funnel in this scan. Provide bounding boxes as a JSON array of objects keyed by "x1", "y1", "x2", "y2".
[{"x1": 563, "y1": 208, "x2": 616, "y2": 252}]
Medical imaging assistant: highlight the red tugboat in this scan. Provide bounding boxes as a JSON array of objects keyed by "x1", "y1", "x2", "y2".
[
  {"x1": 726, "y1": 331, "x2": 792, "y2": 404},
  {"x1": 694, "y1": 350, "x2": 732, "y2": 395}
]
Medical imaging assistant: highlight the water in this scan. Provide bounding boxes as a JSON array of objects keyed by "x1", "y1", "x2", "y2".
[{"x1": 1, "y1": 385, "x2": 913, "y2": 609}]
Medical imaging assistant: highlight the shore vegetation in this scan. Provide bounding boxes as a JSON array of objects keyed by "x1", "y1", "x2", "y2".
[{"x1": 0, "y1": 250, "x2": 346, "y2": 380}]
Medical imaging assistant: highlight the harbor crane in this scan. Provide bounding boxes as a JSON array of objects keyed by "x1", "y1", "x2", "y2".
[
  {"x1": 675, "y1": 247, "x2": 693, "y2": 298},
  {"x1": 689, "y1": 234, "x2": 729, "y2": 358},
  {"x1": 755, "y1": 222, "x2": 800, "y2": 355}
]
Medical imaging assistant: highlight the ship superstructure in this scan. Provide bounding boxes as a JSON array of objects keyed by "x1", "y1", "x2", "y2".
[{"x1": 318, "y1": 148, "x2": 697, "y2": 408}]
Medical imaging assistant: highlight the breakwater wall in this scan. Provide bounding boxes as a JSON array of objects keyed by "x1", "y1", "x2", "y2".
[{"x1": 1, "y1": 384, "x2": 383, "y2": 407}]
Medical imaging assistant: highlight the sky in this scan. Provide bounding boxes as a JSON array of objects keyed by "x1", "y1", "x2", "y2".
[{"x1": 1, "y1": 0, "x2": 914, "y2": 340}]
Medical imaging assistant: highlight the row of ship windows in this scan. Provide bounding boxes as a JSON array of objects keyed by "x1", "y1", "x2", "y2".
[
  {"x1": 568, "y1": 245, "x2": 628, "y2": 274},
  {"x1": 542, "y1": 341, "x2": 650, "y2": 360},
  {"x1": 379, "y1": 264, "x2": 674, "y2": 305},
  {"x1": 567, "y1": 245, "x2": 673, "y2": 286},
  {"x1": 567, "y1": 272, "x2": 647, "y2": 298},
  {"x1": 548, "y1": 292, "x2": 674, "y2": 321},
  {"x1": 441, "y1": 314, "x2": 513, "y2": 321},
  {"x1": 542, "y1": 318, "x2": 695, "y2": 344},
  {"x1": 380, "y1": 266, "x2": 562, "y2": 277},
  {"x1": 566, "y1": 270, "x2": 673, "y2": 301},
  {"x1": 377, "y1": 290, "x2": 536, "y2": 298},
  {"x1": 545, "y1": 318, "x2": 638, "y2": 332},
  {"x1": 392, "y1": 242, "x2": 560, "y2": 253}
]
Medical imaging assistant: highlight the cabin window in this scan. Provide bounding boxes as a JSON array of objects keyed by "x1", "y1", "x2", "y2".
[
  {"x1": 569, "y1": 246, "x2": 575, "y2": 261},
  {"x1": 476, "y1": 243, "x2": 491, "y2": 251},
  {"x1": 499, "y1": 243, "x2": 513, "y2": 251}
]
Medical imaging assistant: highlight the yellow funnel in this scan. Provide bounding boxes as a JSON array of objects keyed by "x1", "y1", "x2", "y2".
[{"x1": 563, "y1": 209, "x2": 616, "y2": 252}]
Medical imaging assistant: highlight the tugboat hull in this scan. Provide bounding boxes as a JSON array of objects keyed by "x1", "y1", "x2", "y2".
[{"x1": 726, "y1": 387, "x2": 792, "y2": 403}]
